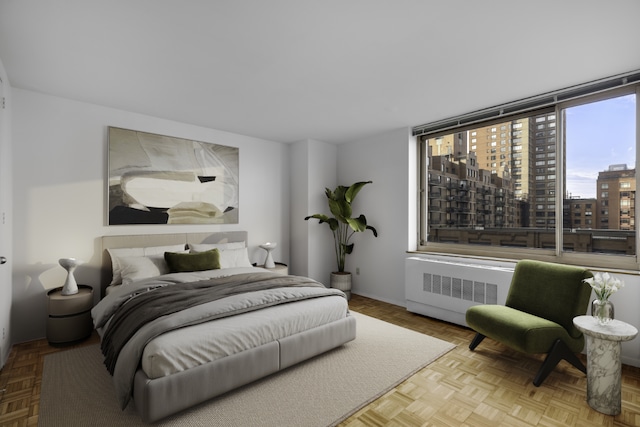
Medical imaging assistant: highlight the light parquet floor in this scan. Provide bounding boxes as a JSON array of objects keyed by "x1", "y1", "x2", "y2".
[
  {"x1": 0, "y1": 294, "x2": 638, "y2": 426},
  {"x1": 342, "y1": 295, "x2": 640, "y2": 427}
]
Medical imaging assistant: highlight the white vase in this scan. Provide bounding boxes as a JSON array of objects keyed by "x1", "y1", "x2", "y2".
[
  {"x1": 330, "y1": 272, "x2": 352, "y2": 300},
  {"x1": 259, "y1": 243, "x2": 277, "y2": 269},
  {"x1": 591, "y1": 298, "x2": 614, "y2": 325},
  {"x1": 59, "y1": 258, "x2": 83, "y2": 296}
]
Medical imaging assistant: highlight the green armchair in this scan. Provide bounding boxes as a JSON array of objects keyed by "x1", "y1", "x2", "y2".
[{"x1": 465, "y1": 259, "x2": 593, "y2": 386}]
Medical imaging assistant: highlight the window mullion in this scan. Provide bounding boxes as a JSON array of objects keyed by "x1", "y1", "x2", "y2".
[
  {"x1": 636, "y1": 85, "x2": 640, "y2": 269},
  {"x1": 556, "y1": 105, "x2": 564, "y2": 257}
]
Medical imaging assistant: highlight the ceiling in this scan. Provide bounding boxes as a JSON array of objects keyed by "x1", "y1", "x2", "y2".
[{"x1": 1, "y1": 0, "x2": 639, "y2": 144}]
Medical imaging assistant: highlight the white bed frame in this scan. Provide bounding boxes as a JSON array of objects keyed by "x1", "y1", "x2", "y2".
[{"x1": 100, "y1": 232, "x2": 356, "y2": 423}]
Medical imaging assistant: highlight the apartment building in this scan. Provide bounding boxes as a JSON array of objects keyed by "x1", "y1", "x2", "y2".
[
  {"x1": 597, "y1": 164, "x2": 636, "y2": 230},
  {"x1": 564, "y1": 198, "x2": 597, "y2": 229}
]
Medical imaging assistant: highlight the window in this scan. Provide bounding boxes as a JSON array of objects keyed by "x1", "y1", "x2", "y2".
[{"x1": 416, "y1": 72, "x2": 639, "y2": 270}]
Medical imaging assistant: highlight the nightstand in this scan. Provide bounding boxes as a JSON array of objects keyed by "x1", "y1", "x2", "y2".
[
  {"x1": 259, "y1": 262, "x2": 288, "y2": 275},
  {"x1": 46, "y1": 284, "x2": 94, "y2": 344}
]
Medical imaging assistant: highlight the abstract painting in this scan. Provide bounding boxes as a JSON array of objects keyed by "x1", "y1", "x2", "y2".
[{"x1": 108, "y1": 127, "x2": 239, "y2": 225}]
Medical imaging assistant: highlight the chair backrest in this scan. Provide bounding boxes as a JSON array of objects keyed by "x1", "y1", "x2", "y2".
[{"x1": 505, "y1": 259, "x2": 593, "y2": 338}]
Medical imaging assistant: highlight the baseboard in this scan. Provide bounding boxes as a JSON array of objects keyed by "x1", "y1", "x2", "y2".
[
  {"x1": 351, "y1": 290, "x2": 405, "y2": 309},
  {"x1": 0, "y1": 343, "x2": 9, "y2": 370},
  {"x1": 622, "y1": 355, "x2": 640, "y2": 368}
]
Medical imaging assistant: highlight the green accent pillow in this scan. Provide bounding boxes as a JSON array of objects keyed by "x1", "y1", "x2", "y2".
[{"x1": 164, "y1": 249, "x2": 220, "y2": 273}]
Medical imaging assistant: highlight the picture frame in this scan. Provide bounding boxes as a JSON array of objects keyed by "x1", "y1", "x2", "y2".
[{"x1": 108, "y1": 127, "x2": 239, "y2": 225}]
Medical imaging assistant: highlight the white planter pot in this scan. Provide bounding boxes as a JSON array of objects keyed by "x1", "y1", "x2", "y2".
[{"x1": 330, "y1": 272, "x2": 352, "y2": 300}]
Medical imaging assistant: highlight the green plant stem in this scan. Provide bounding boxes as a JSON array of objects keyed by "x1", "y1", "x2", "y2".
[{"x1": 333, "y1": 222, "x2": 355, "y2": 272}]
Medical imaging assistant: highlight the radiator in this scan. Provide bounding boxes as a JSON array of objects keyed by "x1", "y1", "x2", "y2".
[{"x1": 405, "y1": 256, "x2": 515, "y2": 326}]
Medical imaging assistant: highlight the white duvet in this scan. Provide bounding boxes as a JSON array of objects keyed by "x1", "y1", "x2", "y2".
[{"x1": 142, "y1": 294, "x2": 347, "y2": 378}]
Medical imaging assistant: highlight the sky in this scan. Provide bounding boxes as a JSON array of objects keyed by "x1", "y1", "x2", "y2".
[{"x1": 565, "y1": 93, "x2": 636, "y2": 199}]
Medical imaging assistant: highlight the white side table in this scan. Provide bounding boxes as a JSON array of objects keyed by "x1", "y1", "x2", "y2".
[{"x1": 573, "y1": 315, "x2": 638, "y2": 415}]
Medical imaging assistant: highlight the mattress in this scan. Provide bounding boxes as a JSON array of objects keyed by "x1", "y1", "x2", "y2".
[{"x1": 141, "y1": 294, "x2": 348, "y2": 378}]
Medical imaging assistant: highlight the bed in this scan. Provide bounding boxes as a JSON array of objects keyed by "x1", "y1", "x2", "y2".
[{"x1": 92, "y1": 231, "x2": 356, "y2": 423}]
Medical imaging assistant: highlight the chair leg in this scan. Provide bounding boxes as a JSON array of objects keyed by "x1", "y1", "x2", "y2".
[
  {"x1": 469, "y1": 333, "x2": 486, "y2": 351},
  {"x1": 533, "y1": 339, "x2": 586, "y2": 387}
]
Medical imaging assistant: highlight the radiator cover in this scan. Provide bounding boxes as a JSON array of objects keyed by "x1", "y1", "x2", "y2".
[{"x1": 405, "y1": 256, "x2": 515, "y2": 326}]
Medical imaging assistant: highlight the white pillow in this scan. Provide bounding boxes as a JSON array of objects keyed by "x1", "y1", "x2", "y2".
[
  {"x1": 189, "y1": 241, "x2": 245, "y2": 252},
  {"x1": 219, "y1": 247, "x2": 253, "y2": 269},
  {"x1": 118, "y1": 254, "x2": 169, "y2": 285},
  {"x1": 107, "y1": 244, "x2": 186, "y2": 286}
]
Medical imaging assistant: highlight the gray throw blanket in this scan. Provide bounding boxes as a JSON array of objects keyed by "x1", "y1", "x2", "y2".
[{"x1": 101, "y1": 272, "x2": 326, "y2": 374}]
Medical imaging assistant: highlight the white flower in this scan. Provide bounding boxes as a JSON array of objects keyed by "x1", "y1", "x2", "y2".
[{"x1": 583, "y1": 272, "x2": 625, "y2": 301}]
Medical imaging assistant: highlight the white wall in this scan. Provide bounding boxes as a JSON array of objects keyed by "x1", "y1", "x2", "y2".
[
  {"x1": 289, "y1": 141, "x2": 310, "y2": 276},
  {"x1": 337, "y1": 127, "x2": 413, "y2": 307},
  {"x1": 0, "y1": 56, "x2": 12, "y2": 367},
  {"x1": 306, "y1": 140, "x2": 337, "y2": 285},
  {"x1": 290, "y1": 139, "x2": 336, "y2": 286},
  {"x1": 11, "y1": 89, "x2": 291, "y2": 343}
]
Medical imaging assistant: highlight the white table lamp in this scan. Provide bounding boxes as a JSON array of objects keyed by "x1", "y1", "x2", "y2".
[
  {"x1": 259, "y1": 242, "x2": 277, "y2": 268},
  {"x1": 59, "y1": 258, "x2": 83, "y2": 296}
]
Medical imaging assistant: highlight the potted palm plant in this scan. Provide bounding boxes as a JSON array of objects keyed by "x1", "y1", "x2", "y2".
[{"x1": 305, "y1": 181, "x2": 378, "y2": 298}]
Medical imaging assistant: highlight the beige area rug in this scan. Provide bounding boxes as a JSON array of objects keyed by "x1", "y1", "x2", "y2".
[{"x1": 39, "y1": 311, "x2": 455, "y2": 427}]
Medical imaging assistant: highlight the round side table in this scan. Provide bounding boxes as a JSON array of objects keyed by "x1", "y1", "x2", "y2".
[
  {"x1": 258, "y1": 262, "x2": 288, "y2": 275},
  {"x1": 47, "y1": 284, "x2": 94, "y2": 344},
  {"x1": 573, "y1": 315, "x2": 638, "y2": 415}
]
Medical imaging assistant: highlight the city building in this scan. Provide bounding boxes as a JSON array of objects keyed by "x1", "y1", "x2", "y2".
[
  {"x1": 564, "y1": 198, "x2": 597, "y2": 229},
  {"x1": 597, "y1": 164, "x2": 636, "y2": 230}
]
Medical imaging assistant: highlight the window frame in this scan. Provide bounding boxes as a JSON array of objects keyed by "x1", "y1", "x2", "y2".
[{"x1": 416, "y1": 82, "x2": 640, "y2": 271}]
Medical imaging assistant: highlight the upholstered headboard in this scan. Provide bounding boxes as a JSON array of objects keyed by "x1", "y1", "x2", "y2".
[{"x1": 100, "y1": 231, "x2": 248, "y2": 295}]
